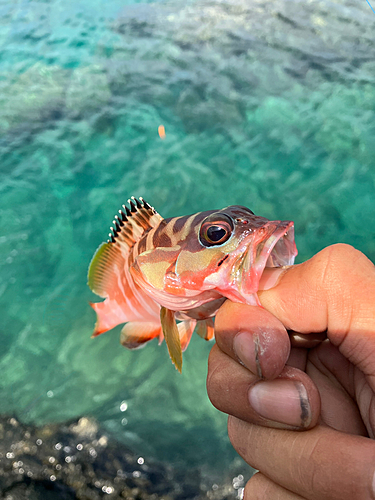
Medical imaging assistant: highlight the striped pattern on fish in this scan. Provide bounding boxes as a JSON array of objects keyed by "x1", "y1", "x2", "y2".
[{"x1": 88, "y1": 197, "x2": 298, "y2": 372}]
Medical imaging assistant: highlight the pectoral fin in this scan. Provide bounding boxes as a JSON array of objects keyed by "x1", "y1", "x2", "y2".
[{"x1": 160, "y1": 307, "x2": 182, "y2": 373}]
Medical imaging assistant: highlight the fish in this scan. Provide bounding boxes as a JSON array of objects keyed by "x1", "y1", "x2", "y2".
[{"x1": 88, "y1": 197, "x2": 297, "y2": 372}]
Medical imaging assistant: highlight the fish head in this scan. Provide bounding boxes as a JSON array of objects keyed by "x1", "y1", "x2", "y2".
[
  {"x1": 173, "y1": 205, "x2": 297, "y2": 303},
  {"x1": 132, "y1": 205, "x2": 297, "y2": 306}
]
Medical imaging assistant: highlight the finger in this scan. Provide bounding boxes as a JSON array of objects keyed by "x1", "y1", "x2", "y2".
[
  {"x1": 307, "y1": 341, "x2": 368, "y2": 436},
  {"x1": 214, "y1": 301, "x2": 290, "y2": 379},
  {"x1": 289, "y1": 331, "x2": 327, "y2": 348},
  {"x1": 258, "y1": 244, "x2": 375, "y2": 386},
  {"x1": 207, "y1": 345, "x2": 320, "y2": 429},
  {"x1": 228, "y1": 417, "x2": 375, "y2": 500},
  {"x1": 245, "y1": 472, "x2": 307, "y2": 500},
  {"x1": 286, "y1": 346, "x2": 307, "y2": 372}
]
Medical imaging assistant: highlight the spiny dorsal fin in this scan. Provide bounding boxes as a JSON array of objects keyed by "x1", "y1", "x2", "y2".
[
  {"x1": 88, "y1": 197, "x2": 162, "y2": 300},
  {"x1": 108, "y1": 196, "x2": 163, "y2": 249}
]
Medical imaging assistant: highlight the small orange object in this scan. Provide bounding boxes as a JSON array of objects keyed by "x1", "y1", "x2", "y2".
[{"x1": 158, "y1": 125, "x2": 166, "y2": 139}]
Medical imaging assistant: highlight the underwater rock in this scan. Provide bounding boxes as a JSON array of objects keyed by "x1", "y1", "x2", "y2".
[
  {"x1": 0, "y1": 63, "x2": 67, "y2": 134},
  {"x1": 109, "y1": 0, "x2": 375, "y2": 132},
  {"x1": 65, "y1": 66, "x2": 112, "y2": 119},
  {"x1": 1, "y1": 0, "x2": 374, "y2": 138},
  {"x1": 0, "y1": 415, "x2": 241, "y2": 500},
  {"x1": 114, "y1": 0, "x2": 375, "y2": 88}
]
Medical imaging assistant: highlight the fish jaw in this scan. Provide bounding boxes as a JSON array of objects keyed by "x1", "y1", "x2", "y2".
[{"x1": 238, "y1": 221, "x2": 297, "y2": 299}]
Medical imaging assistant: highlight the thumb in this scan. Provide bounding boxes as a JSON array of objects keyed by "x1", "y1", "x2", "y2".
[{"x1": 258, "y1": 244, "x2": 375, "y2": 387}]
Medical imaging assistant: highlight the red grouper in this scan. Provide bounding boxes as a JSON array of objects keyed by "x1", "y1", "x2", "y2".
[{"x1": 88, "y1": 197, "x2": 297, "y2": 372}]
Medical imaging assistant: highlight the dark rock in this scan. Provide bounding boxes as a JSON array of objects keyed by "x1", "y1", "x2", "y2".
[{"x1": 0, "y1": 416, "x2": 240, "y2": 500}]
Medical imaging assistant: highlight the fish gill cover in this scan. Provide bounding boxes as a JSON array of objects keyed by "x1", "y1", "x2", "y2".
[{"x1": 0, "y1": 0, "x2": 374, "y2": 485}]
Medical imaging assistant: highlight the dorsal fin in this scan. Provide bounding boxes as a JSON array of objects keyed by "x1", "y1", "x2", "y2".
[{"x1": 108, "y1": 196, "x2": 163, "y2": 250}]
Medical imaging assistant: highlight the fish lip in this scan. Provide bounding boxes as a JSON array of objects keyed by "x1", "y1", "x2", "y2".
[{"x1": 241, "y1": 221, "x2": 297, "y2": 295}]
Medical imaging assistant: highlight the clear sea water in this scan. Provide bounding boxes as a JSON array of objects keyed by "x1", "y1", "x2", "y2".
[{"x1": 0, "y1": 0, "x2": 374, "y2": 486}]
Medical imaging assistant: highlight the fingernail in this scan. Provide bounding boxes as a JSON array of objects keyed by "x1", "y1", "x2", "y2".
[
  {"x1": 258, "y1": 267, "x2": 290, "y2": 291},
  {"x1": 233, "y1": 332, "x2": 263, "y2": 377},
  {"x1": 248, "y1": 379, "x2": 311, "y2": 428}
]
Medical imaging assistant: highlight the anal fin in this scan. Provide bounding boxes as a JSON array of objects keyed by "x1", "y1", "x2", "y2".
[
  {"x1": 160, "y1": 307, "x2": 182, "y2": 373},
  {"x1": 121, "y1": 322, "x2": 162, "y2": 350},
  {"x1": 196, "y1": 318, "x2": 215, "y2": 341},
  {"x1": 178, "y1": 320, "x2": 196, "y2": 352}
]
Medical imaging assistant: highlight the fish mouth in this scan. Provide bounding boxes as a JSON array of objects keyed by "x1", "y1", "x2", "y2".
[{"x1": 240, "y1": 221, "x2": 297, "y2": 295}]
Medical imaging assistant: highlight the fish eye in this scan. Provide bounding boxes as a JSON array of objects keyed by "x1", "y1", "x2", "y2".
[{"x1": 199, "y1": 214, "x2": 234, "y2": 247}]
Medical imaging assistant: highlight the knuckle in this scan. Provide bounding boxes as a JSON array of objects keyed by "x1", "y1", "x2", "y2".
[
  {"x1": 308, "y1": 244, "x2": 370, "y2": 334},
  {"x1": 312, "y1": 244, "x2": 370, "y2": 286},
  {"x1": 312, "y1": 244, "x2": 356, "y2": 284}
]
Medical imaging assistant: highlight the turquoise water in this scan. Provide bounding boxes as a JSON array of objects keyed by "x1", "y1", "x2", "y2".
[{"x1": 0, "y1": 0, "x2": 374, "y2": 483}]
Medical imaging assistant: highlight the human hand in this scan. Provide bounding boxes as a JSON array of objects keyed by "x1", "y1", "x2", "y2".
[{"x1": 207, "y1": 244, "x2": 375, "y2": 500}]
